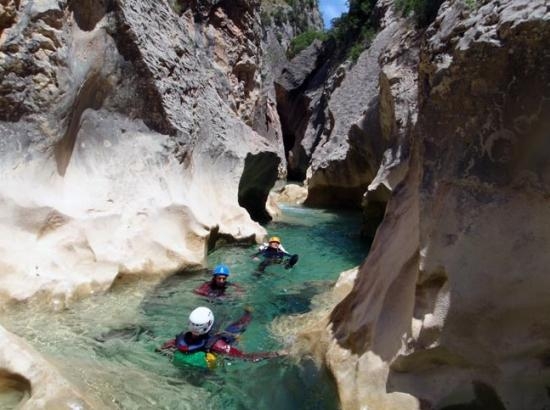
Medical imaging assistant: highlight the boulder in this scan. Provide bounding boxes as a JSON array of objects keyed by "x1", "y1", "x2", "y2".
[{"x1": 271, "y1": 183, "x2": 308, "y2": 205}]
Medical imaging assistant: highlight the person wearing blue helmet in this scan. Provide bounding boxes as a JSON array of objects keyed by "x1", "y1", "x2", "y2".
[{"x1": 194, "y1": 264, "x2": 243, "y2": 298}]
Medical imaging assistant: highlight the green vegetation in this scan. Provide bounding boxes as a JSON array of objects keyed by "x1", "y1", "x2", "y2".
[
  {"x1": 260, "y1": 11, "x2": 272, "y2": 26},
  {"x1": 263, "y1": 0, "x2": 319, "y2": 33},
  {"x1": 346, "y1": 27, "x2": 375, "y2": 62},
  {"x1": 394, "y1": 0, "x2": 445, "y2": 27},
  {"x1": 268, "y1": 0, "x2": 380, "y2": 63},
  {"x1": 326, "y1": 0, "x2": 378, "y2": 63},
  {"x1": 272, "y1": 7, "x2": 286, "y2": 26},
  {"x1": 287, "y1": 30, "x2": 327, "y2": 58},
  {"x1": 270, "y1": 5, "x2": 306, "y2": 31},
  {"x1": 284, "y1": 0, "x2": 317, "y2": 8},
  {"x1": 347, "y1": 43, "x2": 364, "y2": 63},
  {"x1": 329, "y1": 0, "x2": 377, "y2": 41},
  {"x1": 167, "y1": 0, "x2": 183, "y2": 15}
]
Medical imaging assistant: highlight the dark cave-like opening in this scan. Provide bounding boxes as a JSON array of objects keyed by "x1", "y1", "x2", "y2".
[{"x1": 238, "y1": 152, "x2": 280, "y2": 224}]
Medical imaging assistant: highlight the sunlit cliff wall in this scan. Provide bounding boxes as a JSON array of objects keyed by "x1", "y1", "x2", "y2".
[
  {"x1": 2, "y1": 0, "x2": 549, "y2": 408},
  {"x1": 0, "y1": 0, "x2": 322, "y2": 305}
]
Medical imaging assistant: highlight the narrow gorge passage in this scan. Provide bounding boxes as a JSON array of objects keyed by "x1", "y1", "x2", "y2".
[{"x1": 0, "y1": 206, "x2": 368, "y2": 409}]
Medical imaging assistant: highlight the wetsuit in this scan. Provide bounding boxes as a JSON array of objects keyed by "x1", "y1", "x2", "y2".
[
  {"x1": 159, "y1": 310, "x2": 278, "y2": 361},
  {"x1": 193, "y1": 280, "x2": 242, "y2": 298},
  {"x1": 253, "y1": 245, "x2": 296, "y2": 272},
  {"x1": 256, "y1": 246, "x2": 290, "y2": 260}
]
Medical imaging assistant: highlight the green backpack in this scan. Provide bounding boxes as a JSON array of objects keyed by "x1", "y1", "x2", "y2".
[{"x1": 173, "y1": 350, "x2": 217, "y2": 369}]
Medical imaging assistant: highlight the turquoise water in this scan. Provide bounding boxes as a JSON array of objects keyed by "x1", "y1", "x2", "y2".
[{"x1": 0, "y1": 206, "x2": 368, "y2": 409}]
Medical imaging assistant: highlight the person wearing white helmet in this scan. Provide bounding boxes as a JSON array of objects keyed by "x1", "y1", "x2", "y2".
[
  {"x1": 251, "y1": 236, "x2": 299, "y2": 273},
  {"x1": 158, "y1": 306, "x2": 283, "y2": 362},
  {"x1": 188, "y1": 306, "x2": 214, "y2": 335}
]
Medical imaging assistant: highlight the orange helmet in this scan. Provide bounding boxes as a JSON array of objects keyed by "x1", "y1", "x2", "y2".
[{"x1": 268, "y1": 236, "x2": 281, "y2": 244}]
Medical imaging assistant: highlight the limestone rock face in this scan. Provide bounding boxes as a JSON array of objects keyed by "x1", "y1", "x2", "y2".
[
  {"x1": 271, "y1": 183, "x2": 308, "y2": 205},
  {"x1": 362, "y1": 1, "x2": 420, "y2": 239},
  {"x1": 326, "y1": 1, "x2": 550, "y2": 409},
  {"x1": 0, "y1": 0, "x2": 283, "y2": 304},
  {"x1": 274, "y1": 38, "x2": 333, "y2": 181},
  {"x1": 274, "y1": 1, "x2": 418, "y2": 213},
  {"x1": 256, "y1": 0, "x2": 324, "y2": 178},
  {"x1": 171, "y1": 0, "x2": 262, "y2": 126},
  {"x1": 0, "y1": 324, "x2": 94, "y2": 409},
  {"x1": 260, "y1": 0, "x2": 323, "y2": 55},
  {"x1": 304, "y1": 0, "x2": 420, "y2": 210}
]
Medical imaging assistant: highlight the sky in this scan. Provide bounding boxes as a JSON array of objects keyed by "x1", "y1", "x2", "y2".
[{"x1": 319, "y1": 0, "x2": 348, "y2": 29}]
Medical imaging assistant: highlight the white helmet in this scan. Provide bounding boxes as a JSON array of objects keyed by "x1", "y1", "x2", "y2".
[{"x1": 188, "y1": 307, "x2": 214, "y2": 335}]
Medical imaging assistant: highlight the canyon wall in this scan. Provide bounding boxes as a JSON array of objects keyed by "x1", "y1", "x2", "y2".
[
  {"x1": 321, "y1": 1, "x2": 550, "y2": 409},
  {"x1": 2, "y1": 0, "x2": 550, "y2": 408},
  {"x1": 0, "y1": 0, "x2": 309, "y2": 305}
]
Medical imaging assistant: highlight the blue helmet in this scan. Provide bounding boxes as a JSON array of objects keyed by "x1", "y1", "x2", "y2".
[{"x1": 212, "y1": 264, "x2": 230, "y2": 277}]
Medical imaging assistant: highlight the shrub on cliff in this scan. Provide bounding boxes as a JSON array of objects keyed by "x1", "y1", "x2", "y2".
[
  {"x1": 287, "y1": 30, "x2": 327, "y2": 58},
  {"x1": 327, "y1": 0, "x2": 378, "y2": 63},
  {"x1": 329, "y1": 0, "x2": 377, "y2": 42},
  {"x1": 283, "y1": 0, "x2": 378, "y2": 63},
  {"x1": 395, "y1": 0, "x2": 446, "y2": 27}
]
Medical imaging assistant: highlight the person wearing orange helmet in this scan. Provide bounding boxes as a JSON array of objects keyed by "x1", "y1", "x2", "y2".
[{"x1": 252, "y1": 236, "x2": 299, "y2": 273}]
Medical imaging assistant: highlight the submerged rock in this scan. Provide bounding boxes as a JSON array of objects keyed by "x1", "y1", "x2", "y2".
[{"x1": 0, "y1": 324, "x2": 94, "y2": 409}]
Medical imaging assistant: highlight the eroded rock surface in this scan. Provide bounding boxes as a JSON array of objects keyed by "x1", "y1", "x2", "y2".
[
  {"x1": 0, "y1": 0, "x2": 284, "y2": 305},
  {"x1": 271, "y1": 183, "x2": 308, "y2": 205},
  {"x1": 325, "y1": 1, "x2": 550, "y2": 409},
  {"x1": 257, "y1": 0, "x2": 324, "y2": 178},
  {"x1": 0, "y1": 324, "x2": 93, "y2": 409},
  {"x1": 275, "y1": 0, "x2": 418, "y2": 214}
]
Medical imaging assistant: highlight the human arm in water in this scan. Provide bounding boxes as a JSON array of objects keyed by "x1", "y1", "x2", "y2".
[
  {"x1": 208, "y1": 308, "x2": 280, "y2": 361},
  {"x1": 159, "y1": 308, "x2": 252, "y2": 353},
  {"x1": 250, "y1": 246, "x2": 265, "y2": 260},
  {"x1": 193, "y1": 281, "x2": 213, "y2": 297},
  {"x1": 156, "y1": 338, "x2": 176, "y2": 357},
  {"x1": 227, "y1": 281, "x2": 245, "y2": 294},
  {"x1": 158, "y1": 309, "x2": 285, "y2": 362},
  {"x1": 210, "y1": 339, "x2": 282, "y2": 362}
]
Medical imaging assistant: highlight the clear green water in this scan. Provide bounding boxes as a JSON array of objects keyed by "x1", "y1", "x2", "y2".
[{"x1": 0, "y1": 206, "x2": 367, "y2": 409}]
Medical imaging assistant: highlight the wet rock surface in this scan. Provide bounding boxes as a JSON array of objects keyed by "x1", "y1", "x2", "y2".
[{"x1": 0, "y1": 324, "x2": 94, "y2": 409}]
